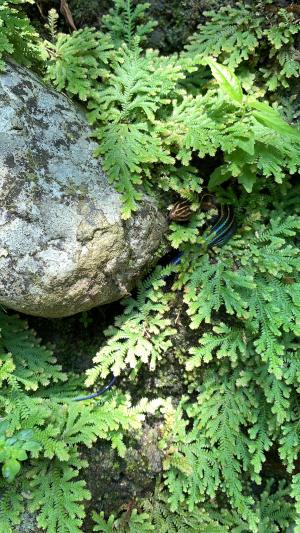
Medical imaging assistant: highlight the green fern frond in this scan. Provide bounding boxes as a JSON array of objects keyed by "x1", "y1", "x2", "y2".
[
  {"x1": 291, "y1": 474, "x2": 300, "y2": 532},
  {"x1": 0, "y1": 311, "x2": 66, "y2": 390},
  {"x1": 28, "y1": 454, "x2": 90, "y2": 533},
  {"x1": 93, "y1": 122, "x2": 172, "y2": 217},
  {"x1": 0, "y1": 0, "x2": 41, "y2": 70},
  {"x1": 85, "y1": 269, "x2": 176, "y2": 382},
  {"x1": 44, "y1": 29, "x2": 114, "y2": 100},
  {"x1": 187, "y1": 324, "x2": 247, "y2": 369},
  {"x1": 185, "y1": 3, "x2": 300, "y2": 91},
  {"x1": 0, "y1": 478, "x2": 24, "y2": 532},
  {"x1": 102, "y1": 0, "x2": 157, "y2": 48},
  {"x1": 185, "y1": 4, "x2": 263, "y2": 69},
  {"x1": 45, "y1": 9, "x2": 59, "y2": 42}
]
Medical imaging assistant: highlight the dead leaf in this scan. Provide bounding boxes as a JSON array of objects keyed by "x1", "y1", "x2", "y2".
[{"x1": 60, "y1": 0, "x2": 77, "y2": 31}]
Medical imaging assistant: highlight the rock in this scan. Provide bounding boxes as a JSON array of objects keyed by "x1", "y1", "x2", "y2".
[
  {"x1": 16, "y1": 512, "x2": 42, "y2": 533},
  {"x1": 82, "y1": 424, "x2": 163, "y2": 526},
  {"x1": 0, "y1": 61, "x2": 167, "y2": 318}
]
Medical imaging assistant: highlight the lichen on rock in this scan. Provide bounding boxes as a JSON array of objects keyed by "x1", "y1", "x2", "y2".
[{"x1": 0, "y1": 61, "x2": 167, "y2": 318}]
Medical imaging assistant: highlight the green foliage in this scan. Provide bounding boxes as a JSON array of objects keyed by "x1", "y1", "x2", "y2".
[
  {"x1": 45, "y1": 9, "x2": 59, "y2": 43},
  {"x1": 28, "y1": 454, "x2": 90, "y2": 533},
  {"x1": 93, "y1": 508, "x2": 155, "y2": 532},
  {"x1": 0, "y1": 310, "x2": 149, "y2": 532},
  {"x1": 88, "y1": 44, "x2": 182, "y2": 216},
  {"x1": 159, "y1": 393, "x2": 295, "y2": 530},
  {"x1": 44, "y1": 23, "x2": 300, "y2": 214},
  {"x1": 93, "y1": 482, "x2": 295, "y2": 532},
  {"x1": 102, "y1": 0, "x2": 157, "y2": 48},
  {"x1": 0, "y1": 0, "x2": 41, "y2": 70},
  {"x1": 86, "y1": 265, "x2": 177, "y2": 382},
  {"x1": 84, "y1": 185, "x2": 300, "y2": 530},
  {"x1": 186, "y1": 3, "x2": 264, "y2": 70},
  {"x1": 186, "y1": 3, "x2": 300, "y2": 91},
  {"x1": 162, "y1": 380, "x2": 257, "y2": 525},
  {"x1": 44, "y1": 27, "x2": 114, "y2": 100},
  {"x1": 0, "y1": 425, "x2": 39, "y2": 482},
  {"x1": 291, "y1": 474, "x2": 300, "y2": 533},
  {"x1": 2, "y1": 1, "x2": 300, "y2": 532},
  {"x1": 0, "y1": 478, "x2": 24, "y2": 531},
  {"x1": 179, "y1": 213, "x2": 300, "y2": 378},
  {"x1": 92, "y1": 492, "x2": 228, "y2": 532}
]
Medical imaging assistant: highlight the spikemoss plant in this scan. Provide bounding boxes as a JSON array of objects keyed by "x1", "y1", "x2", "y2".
[{"x1": 1, "y1": 1, "x2": 300, "y2": 531}]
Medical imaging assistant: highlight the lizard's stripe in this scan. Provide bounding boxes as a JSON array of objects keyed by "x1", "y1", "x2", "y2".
[{"x1": 206, "y1": 205, "x2": 236, "y2": 247}]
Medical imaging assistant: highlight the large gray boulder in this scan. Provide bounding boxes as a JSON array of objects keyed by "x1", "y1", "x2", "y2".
[{"x1": 0, "y1": 62, "x2": 167, "y2": 318}]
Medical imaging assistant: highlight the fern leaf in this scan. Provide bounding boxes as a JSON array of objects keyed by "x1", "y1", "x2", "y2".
[{"x1": 28, "y1": 455, "x2": 90, "y2": 533}]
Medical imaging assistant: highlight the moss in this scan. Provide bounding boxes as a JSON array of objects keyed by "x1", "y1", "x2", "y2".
[{"x1": 82, "y1": 425, "x2": 163, "y2": 531}]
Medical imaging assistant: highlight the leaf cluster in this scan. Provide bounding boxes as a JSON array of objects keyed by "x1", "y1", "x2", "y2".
[
  {"x1": 92, "y1": 480, "x2": 294, "y2": 532},
  {"x1": 102, "y1": 0, "x2": 157, "y2": 48},
  {"x1": 0, "y1": 0, "x2": 41, "y2": 70},
  {"x1": 0, "y1": 310, "x2": 148, "y2": 532},
  {"x1": 88, "y1": 187, "x2": 300, "y2": 530},
  {"x1": 44, "y1": 24, "x2": 300, "y2": 214},
  {"x1": 2, "y1": 1, "x2": 300, "y2": 531},
  {"x1": 185, "y1": 2, "x2": 300, "y2": 91}
]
